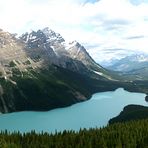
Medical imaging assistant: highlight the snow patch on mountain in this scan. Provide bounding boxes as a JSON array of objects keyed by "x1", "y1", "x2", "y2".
[
  {"x1": 42, "y1": 27, "x2": 65, "y2": 43},
  {"x1": 93, "y1": 70, "x2": 103, "y2": 76},
  {"x1": 65, "y1": 40, "x2": 78, "y2": 50}
]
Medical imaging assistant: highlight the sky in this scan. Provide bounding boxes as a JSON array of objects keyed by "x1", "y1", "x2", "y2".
[{"x1": 0, "y1": 0, "x2": 148, "y2": 62}]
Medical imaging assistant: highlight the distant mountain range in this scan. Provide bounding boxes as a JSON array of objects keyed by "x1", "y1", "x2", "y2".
[
  {"x1": 106, "y1": 53, "x2": 148, "y2": 80},
  {"x1": 91, "y1": 48, "x2": 136, "y2": 67}
]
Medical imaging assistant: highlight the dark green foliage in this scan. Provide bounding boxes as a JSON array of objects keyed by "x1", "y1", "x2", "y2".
[
  {"x1": 11, "y1": 65, "x2": 135, "y2": 112},
  {"x1": 109, "y1": 105, "x2": 148, "y2": 124},
  {"x1": 0, "y1": 119, "x2": 148, "y2": 147},
  {"x1": 0, "y1": 64, "x2": 126, "y2": 112},
  {"x1": 0, "y1": 72, "x2": 3, "y2": 76},
  {"x1": 145, "y1": 96, "x2": 148, "y2": 102},
  {"x1": 1, "y1": 64, "x2": 148, "y2": 113},
  {"x1": 9, "y1": 61, "x2": 16, "y2": 67},
  {"x1": 12, "y1": 68, "x2": 22, "y2": 76},
  {"x1": 23, "y1": 60, "x2": 31, "y2": 65}
]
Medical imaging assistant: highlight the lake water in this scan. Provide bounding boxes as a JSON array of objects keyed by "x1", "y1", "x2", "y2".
[{"x1": 0, "y1": 88, "x2": 147, "y2": 133}]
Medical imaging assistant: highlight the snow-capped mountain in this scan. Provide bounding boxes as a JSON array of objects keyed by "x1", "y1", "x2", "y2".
[
  {"x1": 88, "y1": 48, "x2": 136, "y2": 67},
  {"x1": 42, "y1": 27, "x2": 65, "y2": 43},
  {"x1": 1, "y1": 27, "x2": 148, "y2": 114},
  {"x1": 68, "y1": 41, "x2": 101, "y2": 69},
  {"x1": 107, "y1": 53, "x2": 148, "y2": 72},
  {"x1": 0, "y1": 28, "x2": 121, "y2": 113},
  {"x1": 20, "y1": 27, "x2": 113, "y2": 79},
  {"x1": 20, "y1": 28, "x2": 89, "y2": 74}
]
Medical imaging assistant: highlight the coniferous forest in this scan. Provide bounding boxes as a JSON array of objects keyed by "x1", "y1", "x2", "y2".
[{"x1": 0, "y1": 119, "x2": 148, "y2": 148}]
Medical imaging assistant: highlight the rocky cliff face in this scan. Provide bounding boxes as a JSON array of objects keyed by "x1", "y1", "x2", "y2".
[
  {"x1": 66, "y1": 40, "x2": 111, "y2": 77},
  {"x1": 67, "y1": 41, "x2": 98, "y2": 67},
  {"x1": 0, "y1": 30, "x2": 38, "y2": 79},
  {"x1": 20, "y1": 28, "x2": 90, "y2": 74},
  {"x1": 21, "y1": 28, "x2": 115, "y2": 78}
]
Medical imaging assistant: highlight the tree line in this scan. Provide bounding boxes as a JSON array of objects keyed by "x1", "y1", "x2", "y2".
[{"x1": 0, "y1": 119, "x2": 148, "y2": 148}]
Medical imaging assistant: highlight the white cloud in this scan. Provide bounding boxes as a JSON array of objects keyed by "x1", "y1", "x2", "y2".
[{"x1": 0, "y1": 0, "x2": 148, "y2": 61}]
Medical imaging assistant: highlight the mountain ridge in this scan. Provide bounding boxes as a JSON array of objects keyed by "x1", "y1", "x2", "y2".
[
  {"x1": 0, "y1": 27, "x2": 121, "y2": 113},
  {"x1": 0, "y1": 27, "x2": 147, "y2": 114},
  {"x1": 106, "y1": 53, "x2": 148, "y2": 80}
]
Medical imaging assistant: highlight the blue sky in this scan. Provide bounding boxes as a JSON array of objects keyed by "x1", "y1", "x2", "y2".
[
  {"x1": 84, "y1": 0, "x2": 99, "y2": 4},
  {"x1": 0, "y1": 0, "x2": 148, "y2": 62},
  {"x1": 130, "y1": 0, "x2": 148, "y2": 5}
]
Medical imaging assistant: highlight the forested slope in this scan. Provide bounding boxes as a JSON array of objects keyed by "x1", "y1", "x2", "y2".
[{"x1": 0, "y1": 119, "x2": 148, "y2": 148}]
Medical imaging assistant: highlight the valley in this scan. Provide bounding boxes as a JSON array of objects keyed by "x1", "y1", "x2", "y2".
[
  {"x1": 0, "y1": 0, "x2": 148, "y2": 147},
  {"x1": 0, "y1": 28, "x2": 148, "y2": 139},
  {"x1": 0, "y1": 88, "x2": 147, "y2": 133}
]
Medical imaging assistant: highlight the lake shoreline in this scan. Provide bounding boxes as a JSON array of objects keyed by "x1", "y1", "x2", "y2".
[{"x1": 0, "y1": 88, "x2": 147, "y2": 134}]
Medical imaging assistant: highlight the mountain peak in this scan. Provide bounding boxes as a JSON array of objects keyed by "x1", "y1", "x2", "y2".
[
  {"x1": 67, "y1": 40, "x2": 87, "y2": 53},
  {"x1": 66, "y1": 40, "x2": 103, "y2": 71},
  {"x1": 42, "y1": 27, "x2": 65, "y2": 43},
  {"x1": 20, "y1": 28, "x2": 106, "y2": 76},
  {"x1": 20, "y1": 28, "x2": 65, "y2": 45},
  {"x1": 0, "y1": 28, "x2": 117, "y2": 114},
  {"x1": 42, "y1": 27, "x2": 55, "y2": 36},
  {"x1": 0, "y1": 29, "x2": 17, "y2": 47},
  {"x1": 131, "y1": 53, "x2": 148, "y2": 62},
  {"x1": 69, "y1": 40, "x2": 80, "y2": 46},
  {"x1": 0, "y1": 29, "x2": 14, "y2": 38}
]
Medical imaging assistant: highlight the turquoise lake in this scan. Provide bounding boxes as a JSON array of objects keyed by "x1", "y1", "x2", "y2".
[{"x1": 0, "y1": 88, "x2": 147, "y2": 133}]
